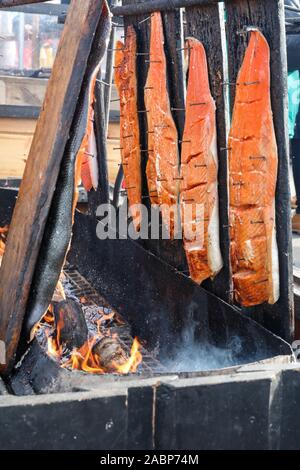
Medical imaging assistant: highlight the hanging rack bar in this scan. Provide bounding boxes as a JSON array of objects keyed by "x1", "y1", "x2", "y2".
[{"x1": 112, "y1": 0, "x2": 225, "y2": 17}]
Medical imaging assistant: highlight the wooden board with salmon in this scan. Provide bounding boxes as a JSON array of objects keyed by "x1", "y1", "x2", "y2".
[
  {"x1": 144, "y1": 11, "x2": 180, "y2": 239},
  {"x1": 115, "y1": 26, "x2": 142, "y2": 231},
  {"x1": 225, "y1": 0, "x2": 293, "y2": 341},
  {"x1": 185, "y1": 3, "x2": 230, "y2": 299},
  {"x1": 123, "y1": 1, "x2": 187, "y2": 269},
  {"x1": 228, "y1": 30, "x2": 279, "y2": 307},
  {"x1": 180, "y1": 37, "x2": 223, "y2": 285}
]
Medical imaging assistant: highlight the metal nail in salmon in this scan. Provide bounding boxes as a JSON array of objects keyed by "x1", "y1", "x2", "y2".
[
  {"x1": 180, "y1": 38, "x2": 223, "y2": 284},
  {"x1": 25, "y1": 1, "x2": 111, "y2": 339},
  {"x1": 114, "y1": 26, "x2": 142, "y2": 231},
  {"x1": 229, "y1": 30, "x2": 279, "y2": 307},
  {"x1": 145, "y1": 11, "x2": 180, "y2": 239}
]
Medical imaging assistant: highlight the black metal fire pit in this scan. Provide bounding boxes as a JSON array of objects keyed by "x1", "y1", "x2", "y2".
[{"x1": 1, "y1": 187, "x2": 300, "y2": 450}]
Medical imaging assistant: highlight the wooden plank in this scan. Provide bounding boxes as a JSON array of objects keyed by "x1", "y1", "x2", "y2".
[
  {"x1": 0, "y1": 0, "x2": 105, "y2": 375},
  {"x1": 225, "y1": 0, "x2": 294, "y2": 341},
  {"x1": 185, "y1": 3, "x2": 232, "y2": 302}
]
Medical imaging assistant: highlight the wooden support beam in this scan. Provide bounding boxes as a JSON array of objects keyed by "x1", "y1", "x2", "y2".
[
  {"x1": 185, "y1": 2, "x2": 232, "y2": 303},
  {"x1": 225, "y1": 0, "x2": 294, "y2": 341},
  {"x1": 1, "y1": 3, "x2": 68, "y2": 16},
  {"x1": 0, "y1": 0, "x2": 106, "y2": 375}
]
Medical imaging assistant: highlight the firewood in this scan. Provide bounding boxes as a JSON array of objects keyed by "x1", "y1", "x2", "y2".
[
  {"x1": 53, "y1": 299, "x2": 88, "y2": 351},
  {"x1": 92, "y1": 336, "x2": 128, "y2": 372}
]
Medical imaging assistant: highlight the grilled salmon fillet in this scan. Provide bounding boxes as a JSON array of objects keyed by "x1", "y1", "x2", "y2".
[
  {"x1": 229, "y1": 30, "x2": 279, "y2": 307},
  {"x1": 78, "y1": 70, "x2": 99, "y2": 193},
  {"x1": 115, "y1": 27, "x2": 142, "y2": 231},
  {"x1": 145, "y1": 12, "x2": 180, "y2": 238},
  {"x1": 180, "y1": 38, "x2": 223, "y2": 284}
]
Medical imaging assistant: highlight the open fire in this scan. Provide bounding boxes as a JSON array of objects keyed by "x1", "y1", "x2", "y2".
[{"x1": 35, "y1": 300, "x2": 142, "y2": 376}]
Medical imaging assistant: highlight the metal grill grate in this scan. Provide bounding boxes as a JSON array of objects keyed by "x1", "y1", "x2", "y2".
[{"x1": 62, "y1": 264, "x2": 166, "y2": 374}]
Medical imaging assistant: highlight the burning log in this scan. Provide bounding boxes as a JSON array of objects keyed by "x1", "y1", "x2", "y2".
[
  {"x1": 92, "y1": 337, "x2": 129, "y2": 372},
  {"x1": 53, "y1": 300, "x2": 88, "y2": 351}
]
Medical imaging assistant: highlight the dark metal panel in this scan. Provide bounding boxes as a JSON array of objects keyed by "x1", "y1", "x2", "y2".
[
  {"x1": 185, "y1": 2, "x2": 232, "y2": 302},
  {"x1": 156, "y1": 377, "x2": 274, "y2": 450},
  {"x1": 68, "y1": 210, "x2": 293, "y2": 361},
  {"x1": 225, "y1": 0, "x2": 294, "y2": 341}
]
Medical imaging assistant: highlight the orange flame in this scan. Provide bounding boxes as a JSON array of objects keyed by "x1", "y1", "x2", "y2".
[{"x1": 0, "y1": 225, "x2": 9, "y2": 259}]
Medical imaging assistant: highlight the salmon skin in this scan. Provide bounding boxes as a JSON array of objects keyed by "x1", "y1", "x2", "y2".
[
  {"x1": 145, "y1": 12, "x2": 180, "y2": 239},
  {"x1": 229, "y1": 30, "x2": 279, "y2": 307},
  {"x1": 25, "y1": 2, "x2": 111, "y2": 338},
  {"x1": 180, "y1": 38, "x2": 223, "y2": 284},
  {"x1": 115, "y1": 27, "x2": 142, "y2": 231}
]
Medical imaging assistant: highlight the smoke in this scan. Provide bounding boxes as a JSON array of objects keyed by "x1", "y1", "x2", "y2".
[{"x1": 162, "y1": 322, "x2": 245, "y2": 373}]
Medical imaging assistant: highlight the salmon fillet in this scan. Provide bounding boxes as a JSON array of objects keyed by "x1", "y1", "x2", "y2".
[
  {"x1": 145, "y1": 12, "x2": 180, "y2": 238},
  {"x1": 229, "y1": 30, "x2": 279, "y2": 307},
  {"x1": 78, "y1": 70, "x2": 99, "y2": 193},
  {"x1": 115, "y1": 27, "x2": 142, "y2": 231},
  {"x1": 180, "y1": 38, "x2": 223, "y2": 284}
]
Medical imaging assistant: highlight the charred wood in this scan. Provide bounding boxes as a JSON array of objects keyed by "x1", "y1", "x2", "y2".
[{"x1": 53, "y1": 300, "x2": 88, "y2": 351}]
